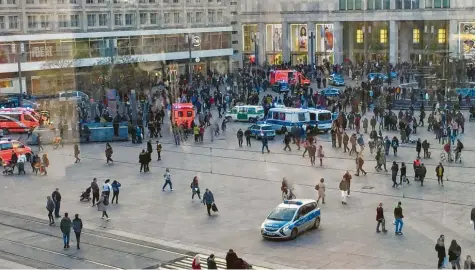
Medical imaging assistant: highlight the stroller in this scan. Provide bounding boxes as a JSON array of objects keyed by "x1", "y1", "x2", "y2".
[
  {"x1": 2, "y1": 161, "x2": 14, "y2": 175},
  {"x1": 79, "y1": 187, "x2": 91, "y2": 202}
]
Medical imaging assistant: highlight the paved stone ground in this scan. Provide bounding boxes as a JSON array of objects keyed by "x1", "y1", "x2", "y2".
[{"x1": 0, "y1": 98, "x2": 473, "y2": 269}]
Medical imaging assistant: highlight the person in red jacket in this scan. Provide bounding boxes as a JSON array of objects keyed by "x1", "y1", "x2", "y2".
[
  {"x1": 376, "y1": 203, "x2": 388, "y2": 233},
  {"x1": 192, "y1": 254, "x2": 201, "y2": 269}
]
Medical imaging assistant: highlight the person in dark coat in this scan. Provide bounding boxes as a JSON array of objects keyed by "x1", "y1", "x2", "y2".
[
  {"x1": 391, "y1": 161, "x2": 399, "y2": 188},
  {"x1": 207, "y1": 254, "x2": 217, "y2": 269},
  {"x1": 471, "y1": 208, "x2": 475, "y2": 231},
  {"x1": 420, "y1": 163, "x2": 427, "y2": 186},
  {"x1": 60, "y1": 212, "x2": 72, "y2": 249},
  {"x1": 448, "y1": 239, "x2": 462, "y2": 269},
  {"x1": 226, "y1": 249, "x2": 239, "y2": 269},
  {"x1": 435, "y1": 235, "x2": 446, "y2": 269},
  {"x1": 139, "y1": 150, "x2": 148, "y2": 172},
  {"x1": 376, "y1": 203, "x2": 387, "y2": 233},
  {"x1": 416, "y1": 138, "x2": 422, "y2": 158},
  {"x1": 46, "y1": 196, "x2": 55, "y2": 226},
  {"x1": 52, "y1": 188, "x2": 62, "y2": 218},
  {"x1": 72, "y1": 214, "x2": 83, "y2": 250}
]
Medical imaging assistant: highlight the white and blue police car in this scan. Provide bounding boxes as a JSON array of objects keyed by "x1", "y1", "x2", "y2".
[{"x1": 260, "y1": 199, "x2": 320, "y2": 240}]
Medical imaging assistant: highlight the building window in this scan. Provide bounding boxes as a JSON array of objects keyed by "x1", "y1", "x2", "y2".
[
  {"x1": 208, "y1": 11, "x2": 214, "y2": 23},
  {"x1": 379, "y1": 29, "x2": 387, "y2": 44},
  {"x1": 367, "y1": 0, "x2": 374, "y2": 9},
  {"x1": 8, "y1": 15, "x2": 18, "y2": 29},
  {"x1": 0, "y1": 17, "x2": 4, "y2": 29},
  {"x1": 164, "y1": 13, "x2": 171, "y2": 24},
  {"x1": 39, "y1": 0, "x2": 48, "y2": 3},
  {"x1": 383, "y1": 0, "x2": 390, "y2": 8},
  {"x1": 114, "y1": 14, "x2": 123, "y2": 25},
  {"x1": 40, "y1": 15, "x2": 49, "y2": 28},
  {"x1": 58, "y1": 14, "x2": 68, "y2": 27},
  {"x1": 412, "y1": 28, "x2": 420, "y2": 43},
  {"x1": 340, "y1": 0, "x2": 361, "y2": 9},
  {"x1": 140, "y1": 13, "x2": 147, "y2": 25},
  {"x1": 195, "y1": 12, "x2": 202, "y2": 23},
  {"x1": 399, "y1": 0, "x2": 419, "y2": 8},
  {"x1": 125, "y1": 13, "x2": 134, "y2": 25},
  {"x1": 70, "y1": 14, "x2": 79, "y2": 27},
  {"x1": 442, "y1": 0, "x2": 449, "y2": 7},
  {"x1": 173, "y1": 12, "x2": 180, "y2": 24},
  {"x1": 98, "y1": 13, "x2": 107, "y2": 26},
  {"x1": 7, "y1": 0, "x2": 16, "y2": 3},
  {"x1": 346, "y1": 0, "x2": 354, "y2": 9},
  {"x1": 429, "y1": 0, "x2": 449, "y2": 7},
  {"x1": 356, "y1": 29, "x2": 363, "y2": 43},
  {"x1": 27, "y1": 15, "x2": 37, "y2": 28},
  {"x1": 173, "y1": 0, "x2": 178, "y2": 2},
  {"x1": 216, "y1": 10, "x2": 223, "y2": 22},
  {"x1": 26, "y1": 0, "x2": 34, "y2": 3},
  {"x1": 87, "y1": 14, "x2": 96, "y2": 27},
  {"x1": 186, "y1": 12, "x2": 193, "y2": 24},
  {"x1": 150, "y1": 13, "x2": 157, "y2": 24},
  {"x1": 375, "y1": 0, "x2": 382, "y2": 9},
  {"x1": 438, "y1": 28, "x2": 446, "y2": 43},
  {"x1": 355, "y1": 0, "x2": 362, "y2": 9}
]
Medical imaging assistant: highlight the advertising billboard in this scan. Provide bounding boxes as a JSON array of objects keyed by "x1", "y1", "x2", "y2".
[
  {"x1": 290, "y1": 24, "x2": 308, "y2": 52},
  {"x1": 459, "y1": 22, "x2": 475, "y2": 59},
  {"x1": 265, "y1": 24, "x2": 282, "y2": 52},
  {"x1": 316, "y1": 24, "x2": 334, "y2": 53}
]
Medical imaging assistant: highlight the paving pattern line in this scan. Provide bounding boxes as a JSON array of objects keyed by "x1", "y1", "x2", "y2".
[{"x1": 160, "y1": 254, "x2": 270, "y2": 270}]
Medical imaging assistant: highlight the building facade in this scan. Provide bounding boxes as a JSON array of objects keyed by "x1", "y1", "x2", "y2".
[
  {"x1": 0, "y1": 0, "x2": 233, "y2": 95},
  {"x1": 237, "y1": 0, "x2": 475, "y2": 67}
]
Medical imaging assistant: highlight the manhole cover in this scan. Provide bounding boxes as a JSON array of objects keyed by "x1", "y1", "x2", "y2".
[{"x1": 362, "y1": 186, "x2": 374, "y2": 189}]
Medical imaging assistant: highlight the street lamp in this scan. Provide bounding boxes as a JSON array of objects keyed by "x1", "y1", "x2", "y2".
[
  {"x1": 12, "y1": 42, "x2": 25, "y2": 105},
  {"x1": 251, "y1": 32, "x2": 259, "y2": 67},
  {"x1": 185, "y1": 34, "x2": 201, "y2": 88},
  {"x1": 309, "y1": 31, "x2": 315, "y2": 69}
]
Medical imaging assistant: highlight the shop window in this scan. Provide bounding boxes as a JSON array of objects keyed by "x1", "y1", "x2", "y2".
[
  {"x1": 339, "y1": 0, "x2": 346, "y2": 9},
  {"x1": 437, "y1": 28, "x2": 446, "y2": 43},
  {"x1": 367, "y1": 0, "x2": 374, "y2": 9},
  {"x1": 383, "y1": 0, "x2": 390, "y2": 8},
  {"x1": 433, "y1": 0, "x2": 441, "y2": 7},
  {"x1": 346, "y1": 0, "x2": 354, "y2": 9},
  {"x1": 374, "y1": 0, "x2": 382, "y2": 9},
  {"x1": 354, "y1": 0, "x2": 362, "y2": 9},
  {"x1": 412, "y1": 28, "x2": 420, "y2": 43},
  {"x1": 442, "y1": 0, "x2": 449, "y2": 7},
  {"x1": 379, "y1": 29, "x2": 387, "y2": 44},
  {"x1": 356, "y1": 29, "x2": 363, "y2": 44}
]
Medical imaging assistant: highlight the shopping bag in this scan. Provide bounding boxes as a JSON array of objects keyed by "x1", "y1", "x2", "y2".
[{"x1": 211, "y1": 203, "x2": 218, "y2": 212}]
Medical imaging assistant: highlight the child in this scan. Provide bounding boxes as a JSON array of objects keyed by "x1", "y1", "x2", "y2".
[{"x1": 156, "y1": 141, "x2": 162, "y2": 161}]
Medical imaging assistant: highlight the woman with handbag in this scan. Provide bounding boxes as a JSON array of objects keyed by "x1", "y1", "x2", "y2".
[
  {"x1": 315, "y1": 178, "x2": 325, "y2": 204},
  {"x1": 191, "y1": 176, "x2": 201, "y2": 200}
]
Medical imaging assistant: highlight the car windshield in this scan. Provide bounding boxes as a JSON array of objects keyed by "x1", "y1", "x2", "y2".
[
  {"x1": 267, "y1": 207, "x2": 296, "y2": 221},
  {"x1": 261, "y1": 126, "x2": 273, "y2": 131}
]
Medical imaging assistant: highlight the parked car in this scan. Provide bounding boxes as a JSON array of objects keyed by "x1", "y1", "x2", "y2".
[
  {"x1": 328, "y1": 73, "x2": 345, "y2": 86},
  {"x1": 248, "y1": 123, "x2": 275, "y2": 140}
]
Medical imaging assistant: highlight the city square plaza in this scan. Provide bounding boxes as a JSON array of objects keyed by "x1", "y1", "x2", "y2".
[{"x1": 0, "y1": 104, "x2": 473, "y2": 269}]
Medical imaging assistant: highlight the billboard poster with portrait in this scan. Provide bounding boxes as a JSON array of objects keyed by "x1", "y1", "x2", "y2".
[
  {"x1": 266, "y1": 24, "x2": 282, "y2": 52},
  {"x1": 242, "y1": 24, "x2": 258, "y2": 52},
  {"x1": 290, "y1": 24, "x2": 308, "y2": 52},
  {"x1": 315, "y1": 24, "x2": 334, "y2": 53},
  {"x1": 459, "y1": 22, "x2": 475, "y2": 59}
]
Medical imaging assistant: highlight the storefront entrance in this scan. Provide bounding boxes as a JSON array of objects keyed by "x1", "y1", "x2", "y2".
[
  {"x1": 266, "y1": 53, "x2": 283, "y2": 65},
  {"x1": 291, "y1": 53, "x2": 308, "y2": 65}
]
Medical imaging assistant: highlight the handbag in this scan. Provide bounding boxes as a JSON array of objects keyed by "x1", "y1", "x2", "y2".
[
  {"x1": 315, "y1": 184, "x2": 319, "y2": 190},
  {"x1": 211, "y1": 203, "x2": 218, "y2": 212}
]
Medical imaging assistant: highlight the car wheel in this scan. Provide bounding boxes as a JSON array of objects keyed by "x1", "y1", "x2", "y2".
[
  {"x1": 313, "y1": 216, "x2": 321, "y2": 229},
  {"x1": 290, "y1": 228, "x2": 298, "y2": 240},
  {"x1": 2, "y1": 128, "x2": 8, "y2": 135}
]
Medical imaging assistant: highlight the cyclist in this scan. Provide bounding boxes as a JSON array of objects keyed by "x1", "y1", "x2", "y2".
[{"x1": 281, "y1": 177, "x2": 294, "y2": 200}]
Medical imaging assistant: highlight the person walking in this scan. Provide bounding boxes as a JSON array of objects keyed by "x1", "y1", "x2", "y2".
[
  {"x1": 436, "y1": 162, "x2": 445, "y2": 186},
  {"x1": 391, "y1": 161, "x2": 399, "y2": 188},
  {"x1": 60, "y1": 212, "x2": 72, "y2": 249},
  {"x1": 46, "y1": 196, "x2": 55, "y2": 226},
  {"x1": 236, "y1": 129, "x2": 244, "y2": 147},
  {"x1": 74, "y1": 143, "x2": 81, "y2": 163},
  {"x1": 420, "y1": 163, "x2": 427, "y2": 186},
  {"x1": 343, "y1": 132, "x2": 350, "y2": 153},
  {"x1": 103, "y1": 179, "x2": 112, "y2": 197},
  {"x1": 355, "y1": 154, "x2": 367, "y2": 176},
  {"x1": 162, "y1": 168, "x2": 173, "y2": 191},
  {"x1": 202, "y1": 188, "x2": 215, "y2": 216},
  {"x1": 339, "y1": 178, "x2": 348, "y2": 205},
  {"x1": 244, "y1": 129, "x2": 252, "y2": 147},
  {"x1": 448, "y1": 239, "x2": 462, "y2": 269},
  {"x1": 72, "y1": 214, "x2": 83, "y2": 250},
  {"x1": 416, "y1": 138, "x2": 422, "y2": 158},
  {"x1": 191, "y1": 176, "x2": 201, "y2": 200},
  {"x1": 283, "y1": 132, "x2": 292, "y2": 151},
  {"x1": 105, "y1": 143, "x2": 113, "y2": 164},
  {"x1": 435, "y1": 235, "x2": 446, "y2": 269},
  {"x1": 261, "y1": 134, "x2": 270, "y2": 154},
  {"x1": 316, "y1": 178, "x2": 325, "y2": 204},
  {"x1": 317, "y1": 145, "x2": 324, "y2": 166},
  {"x1": 349, "y1": 134, "x2": 357, "y2": 156},
  {"x1": 464, "y1": 255, "x2": 475, "y2": 269},
  {"x1": 376, "y1": 203, "x2": 388, "y2": 233},
  {"x1": 52, "y1": 188, "x2": 62, "y2": 218},
  {"x1": 391, "y1": 136, "x2": 399, "y2": 156},
  {"x1": 400, "y1": 162, "x2": 409, "y2": 184},
  {"x1": 343, "y1": 171, "x2": 352, "y2": 196},
  {"x1": 139, "y1": 149, "x2": 148, "y2": 172},
  {"x1": 394, "y1": 201, "x2": 404, "y2": 235},
  {"x1": 95, "y1": 192, "x2": 110, "y2": 220},
  {"x1": 156, "y1": 141, "x2": 162, "y2": 161},
  {"x1": 91, "y1": 178, "x2": 100, "y2": 206},
  {"x1": 41, "y1": 153, "x2": 49, "y2": 175},
  {"x1": 207, "y1": 254, "x2": 217, "y2": 269},
  {"x1": 308, "y1": 143, "x2": 316, "y2": 166},
  {"x1": 111, "y1": 180, "x2": 121, "y2": 204},
  {"x1": 192, "y1": 254, "x2": 201, "y2": 269}
]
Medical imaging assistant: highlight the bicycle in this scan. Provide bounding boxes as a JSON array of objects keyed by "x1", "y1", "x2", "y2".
[{"x1": 281, "y1": 188, "x2": 296, "y2": 201}]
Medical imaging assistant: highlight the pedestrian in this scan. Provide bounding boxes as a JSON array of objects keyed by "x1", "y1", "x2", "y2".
[
  {"x1": 400, "y1": 162, "x2": 409, "y2": 184},
  {"x1": 74, "y1": 143, "x2": 81, "y2": 163},
  {"x1": 363, "y1": 116, "x2": 368, "y2": 133},
  {"x1": 226, "y1": 249, "x2": 239, "y2": 269},
  {"x1": 416, "y1": 138, "x2": 422, "y2": 158},
  {"x1": 343, "y1": 132, "x2": 350, "y2": 153},
  {"x1": 391, "y1": 161, "x2": 399, "y2": 188},
  {"x1": 349, "y1": 134, "x2": 357, "y2": 155},
  {"x1": 236, "y1": 129, "x2": 243, "y2": 147},
  {"x1": 37, "y1": 134, "x2": 43, "y2": 152},
  {"x1": 244, "y1": 128, "x2": 251, "y2": 146},
  {"x1": 261, "y1": 134, "x2": 270, "y2": 154},
  {"x1": 191, "y1": 176, "x2": 201, "y2": 200},
  {"x1": 283, "y1": 132, "x2": 292, "y2": 151},
  {"x1": 471, "y1": 208, "x2": 475, "y2": 231},
  {"x1": 60, "y1": 212, "x2": 71, "y2": 249},
  {"x1": 435, "y1": 235, "x2": 446, "y2": 269},
  {"x1": 41, "y1": 153, "x2": 49, "y2": 175},
  {"x1": 192, "y1": 254, "x2": 201, "y2": 269},
  {"x1": 162, "y1": 168, "x2": 173, "y2": 191},
  {"x1": 391, "y1": 136, "x2": 399, "y2": 156},
  {"x1": 436, "y1": 162, "x2": 445, "y2": 186},
  {"x1": 105, "y1": 143, "x2": 113, "y2": 164},
  {"x1": 422, "y1": 139, "x2": 430, "y2": 158},
  {"x1": 46, "y1": 196, "x2": 55, "y2": 226},
  {"x1": 308, "y1": 143, "x2": 316, "y2": 166},
  {"x1": 52, "y1": 188, "x2": 62, "y2": 218},
  {"x1": 95, "y1": 192, "x2": 110, "y2": 220},
  {"x1": 316, "y1": 178, "x2": 325, "y2": 204},
  {"x1": 376, "y1": 203, "x2": 388, "y2": 233},
  {"x1": 91, "y1": 178, "x2": 100, "y2": 206},
  {"x1": 448, "y1": 239, "x2": 462, "y2": 269},
  {"x1": 317, "y1": 145, "x2": 324, "y2": 166},
  {"x1": 111, "y1": 180, "x2": 121, "y2": 204},
  {"x1": 72, "y1": 214, "x2": 83, "y2": 250},
  {"x1": 464, "y1": 255, "x2": 475, "y2": 269},
  {"x1": 139, "y1": 149, "x2": 147, "y2": 172},
  {"x1": 357, "y1": 134, "x2": 365, "y2": 153},
  {"x1": 393, "y1": 201, "x2": 404, "y2": 235},
  {"x1": 339, "y1": 178, "x2": 348, "y2": 205},
  {"x1": 420, "y1": 163, "x2": 427, "y2": 186},
  {"x1": 355, "y1": 154, "x2": 367, "y2": 176},
  {"x1": 156, "y1": 141, "x2": 162, "y2": 161},
  {"x1": 343, "y1": 171, "x2": 352, "y2": 196},
  {"x1": 202, "y1": 188, "x2": 215, "y2": 216},
  {"x1": 147, "y1": 139, "x2": 153, "y2": 154},
  {"x1": 207, "y1": 254, "x2": 217, "y2": 269},
  {"x1": 103, "y1": 179, "x2": 112, "y2": 197}
]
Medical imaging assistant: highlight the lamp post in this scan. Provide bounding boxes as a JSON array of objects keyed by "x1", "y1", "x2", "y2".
[
  {"x1": 12, "y1": 42, "x2": 25, "y2": 106},
  {"x1": 309, "y1": 31, "x2": 315, "y2": 68}
]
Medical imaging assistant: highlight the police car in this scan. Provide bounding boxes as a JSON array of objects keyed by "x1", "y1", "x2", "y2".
[
  {"x1": 248, "y1": 123, "x2": 275, "y2": 140},
  {"x1": 260, "y1": 199, "x2": 320, "y2": 240}
]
